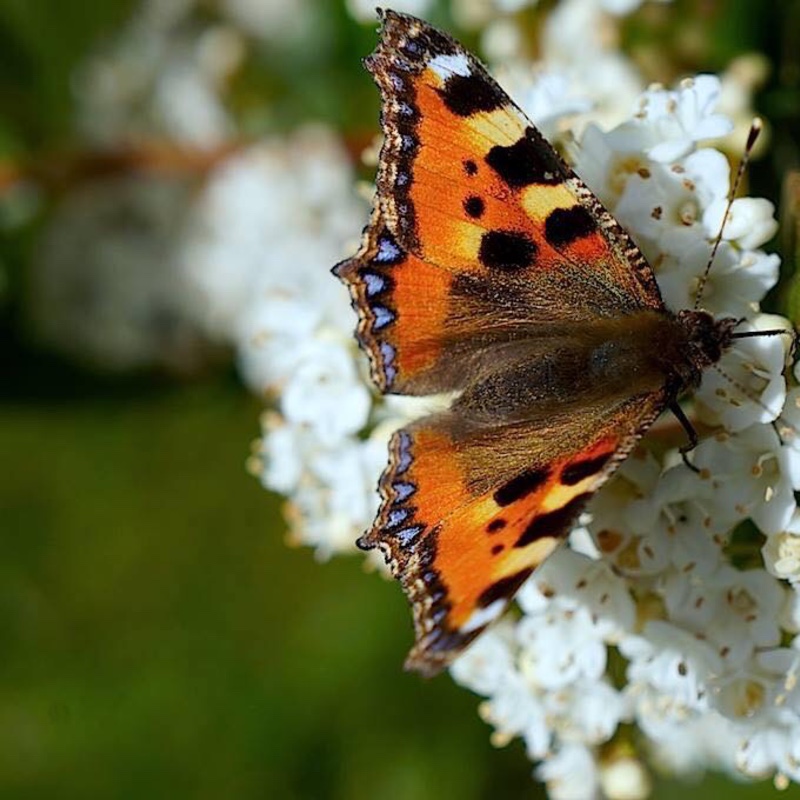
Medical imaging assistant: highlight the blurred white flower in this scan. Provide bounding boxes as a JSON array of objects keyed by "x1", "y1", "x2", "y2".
[
  {"x1": 178, "y1": 125, "x2": 382, "y2": 556},
  {"x1": 599, "y1": 756, "x2": 652, "y2": 800},
  {"x1": 537, "y1": 743, "x2": 601, "y2": 800},
  {"x1": 30, "y1": 175, "x2": 205, "y2": 372},
  {"x1": 220, "y1": 0, "x2": 314, "y2": 43},
  {"x1": 180, "y1": 125, "x2": 364, "y2": 388},
  {"x1": 74, "y1": 0, "x2": 239, "y2": 148},
  {"x1": 497, "y1": 67, "x2": 592, "y2": 138},
  {"x1": 280, "y1": 339, "x2": 371, "y2": 448}
]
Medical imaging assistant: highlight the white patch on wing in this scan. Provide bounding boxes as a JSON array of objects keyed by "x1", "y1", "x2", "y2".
[
  {"x1": 428, "y1": 53, "x2": 471, "y2": 80},
  {"x1": 461, "y1": 599, "x2": 505, "y2": 634}
]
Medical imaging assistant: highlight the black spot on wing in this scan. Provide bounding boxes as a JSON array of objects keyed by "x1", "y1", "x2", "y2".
[
  {"x1": 477, "y1": 569, "x2": 532, "y2": 608},
  {"x1": 463, "y1": 159, "x2": 478, "y2": 176},
  {"x1": 485, "y1": 127, "x2": 563, "y2": 188},
  {"x1": 545, "y1": 205, "x2": 598, "y2": 248},
  {"x1": 464, "y1": 196, "x2": 485, "y2": 218},
  {"x1": 487, "y1": 518, "x2": 506, "y2": 533},
  {"x1": 514, "y1": 493, "x2": 591, "y2": 549},
  {"x1": 439, "y1": 73, "x2": 503, "y2": 117},
  {"x1": 479, "y1": 230, "x2": 538, "y2": 272},
  {"x1": 493, "y1": 467, "x2": 550, "y2": 507},
  {"x1": 560, "y1": 451, "x2": 614, "y2": 486}
]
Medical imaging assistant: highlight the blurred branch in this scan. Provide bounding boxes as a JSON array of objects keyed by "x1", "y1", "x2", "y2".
[
  {"x1": 0, "y1": 132, "x2": 377, "y2": 199},
  {"x1": 0, "y1": 141, "x2": 245, "y2": 196}
]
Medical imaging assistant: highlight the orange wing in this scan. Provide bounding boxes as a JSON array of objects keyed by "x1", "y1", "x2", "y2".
[
  {"x1": 365, "y1": 392, "x2": 665, "y2": 676},
  {"x1": 334, "y1": 211, "x2": 459, "y2": 394},
  {"x1": 368, "y1": 10, "x2": 663, "y2": 309}
]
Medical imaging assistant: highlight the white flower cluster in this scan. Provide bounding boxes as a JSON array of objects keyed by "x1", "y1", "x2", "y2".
[
  {"x1": 30, "y1": 174, "x2": 205, "y2": 372},
  {"x1": 178, "y1": 125, "x2": 422, "y2": 559},
  {"x1": 452, "y1": 0, "x2": 660, "y2": 29},
  {"x1": 451, "y1": 74, "x2": 800, "y2": 799},
  {"x1": 73, "y1": 0, "x2": 318, "y2": 151},
  {"x1": 74, "y1": 0, "x2": 243, "y2": 149},
  {"x1": 457, "y1": 0, "x2": 661, "y2": 133}
]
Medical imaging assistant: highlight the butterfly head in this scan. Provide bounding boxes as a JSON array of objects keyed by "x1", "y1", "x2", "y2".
[{"x1": 673, "y1": 309, "x2": 738, "y2": 390}]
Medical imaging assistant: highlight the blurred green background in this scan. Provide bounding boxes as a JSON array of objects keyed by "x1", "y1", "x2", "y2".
[{"x1": 2, "y1": 0, "x2": 800, "y2": 798}]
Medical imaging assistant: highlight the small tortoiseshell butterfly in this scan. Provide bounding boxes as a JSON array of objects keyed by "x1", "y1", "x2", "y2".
[{"x1": 334, "y1": 10, "x2": 747, "y2": 676}]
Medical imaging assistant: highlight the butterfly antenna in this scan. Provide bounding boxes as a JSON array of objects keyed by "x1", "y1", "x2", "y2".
[
  {"x1": 710, "y1": 362, "x2": 783, "y2": 420},
  {"x1": 694, "y1": 118, "x2": 763, "y2": 310}
]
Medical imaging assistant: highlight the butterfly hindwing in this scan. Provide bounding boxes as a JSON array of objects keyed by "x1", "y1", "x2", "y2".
[{"x1": 366, "y1": 390, "x2": 667, "y2": 676}]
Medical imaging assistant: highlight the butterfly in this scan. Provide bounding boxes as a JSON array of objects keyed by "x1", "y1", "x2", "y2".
[{"x1": 333, "y1": 10, "x2": 746, "y2": 676}]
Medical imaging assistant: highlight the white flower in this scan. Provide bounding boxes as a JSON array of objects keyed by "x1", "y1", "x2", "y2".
[
  {"x1": 517, "y1": 606, "x2": 609, "y2": 689},
  {"x1": 479, "y1": 670, "x2": 551, "y2": 751},
  {"x1": 623, "y1": 621, "x2": 722, "y2": 711},
  {"x1": 633, "y1": 76, "x2": 733, "y2": 162},
  {"x1": 181, "y1": 126, "x2": 366, "y2": 393},
  {"x1": 220, "y1": 0, "x2": 314, "y2": 44},
  {"x1": 74, "y1": 0, "x2": 237, "y2": 148},
  {"x1": 599, "y1": 756, "x2": 652, "y2": 800},
  {"x1": 30, "y1": 174, "x2": 202, "y2": 371},
  {"x1": 450, "y1": 621, "x2": 518, "y2": 695},
  {"x1": 693, "y1": 425, "x2": 796, "y2": 537},
  {"x1": 737, "y1": 725, "x2": 798, "y2": 780},
  {"x1": 664, "y1": 566, "x2": 786, "y2": 667},
  {"x1": 452, "y1": 0, "x2": 538, "y2": 29},
  {"x1": 281, "y1": 339, "x2": 371, "y2": 448},
  {"x1": 547, "y1": 679, "x2": 629, "y2": 745},
  {"x1": 259, "y1": 415, "x2": 307, "y2": 495},
  {"x1": 519, "y1": 547, "x2": 637, "y2": 635},
  {"x1": 536, "y1": 744, "x2": 601, "y2": 800},
  {"x1": 656, "y1": 243, "x2": 779, "y2": 318},
  {"x1": 496, "y1": 67, "x2": 592, "y2": 138},
  {"x1": 599, "y1": 463, "x2": 729, "y2": 579},
  {"x1": 635, "y1": 707, "x2": 741, "y2": 775},
  {"x1": 613, "y1": 149, "x2": 730, "y2": 265},
  {"x1": 540, "y1": 0, "x2": 646, "y2": 130},
  {"x1": 704, "y1": 196, "x2": 779, "y2": 251},
  {"x1": 774, "y1": 387, "x2": 800, "y2": 489},
  {"x1": 761, "y1": 512, "x2": 800, "y2": 582},
  {"x1": 695, "y1": 315, "x2": 789, "y2": 432}
]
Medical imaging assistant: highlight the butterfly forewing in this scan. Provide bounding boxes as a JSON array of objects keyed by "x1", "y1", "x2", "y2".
[{"x1": 368, "y1": 10, "x2": 664, "y2": 313}]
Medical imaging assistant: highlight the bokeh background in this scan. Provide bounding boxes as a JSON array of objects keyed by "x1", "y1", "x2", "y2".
[{"x1": 2, "y1": 0, "x2": 800, "y2": 797}]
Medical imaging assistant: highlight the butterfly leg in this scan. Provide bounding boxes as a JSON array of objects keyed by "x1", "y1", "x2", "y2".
[{"x1": 669, "y1": 401, "x2": 700, "y2": 473}]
